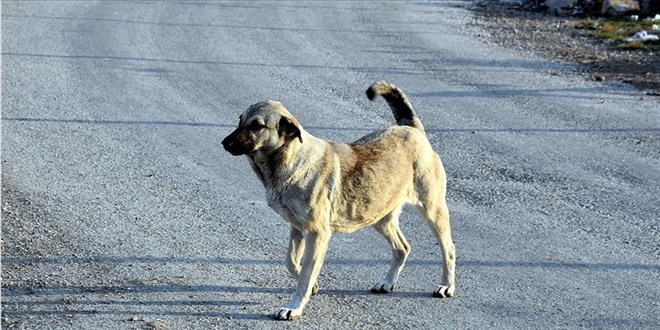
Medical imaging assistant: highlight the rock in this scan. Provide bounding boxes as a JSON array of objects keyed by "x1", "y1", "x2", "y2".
[
  {"x1": 498, "y1": 0, "x2": 523, "y2": 5},
  {"x1": 602, "y1": 0, "x2": 641, "y2": 16},
  {"x1": 545, "y1": 0, "x2": 578, "y2": 15},
  {"x1": 623, "y1": 30, "x2": 660, "y2": 42},
  {"x1": 639, "y1": 0, "x2": 660, "y2": 16},
  {"x1": 497, "y1": 0, "x2": 526, "y2": 9}
]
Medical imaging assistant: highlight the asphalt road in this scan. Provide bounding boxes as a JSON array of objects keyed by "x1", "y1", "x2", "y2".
[{"x1": 2, "y1": 1, "x2": 659, "y2": 329}]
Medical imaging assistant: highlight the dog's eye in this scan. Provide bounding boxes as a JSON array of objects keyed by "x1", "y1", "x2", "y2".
[{"x1": 248, "y1": 122, "x2": 266, "y2": 131}]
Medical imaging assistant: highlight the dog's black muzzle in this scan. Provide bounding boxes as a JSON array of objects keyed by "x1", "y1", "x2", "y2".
[{"x1": 222, "y1": 131, "x2": 252, "y2": 156}]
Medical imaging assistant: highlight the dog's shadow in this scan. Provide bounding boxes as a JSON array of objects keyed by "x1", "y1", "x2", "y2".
[
  {"x1": 319, "y1": 288, "x2": 432, "y2": 299},
  {"x1": 1, "y1": 282, "x2": 430, "y2": 322}
]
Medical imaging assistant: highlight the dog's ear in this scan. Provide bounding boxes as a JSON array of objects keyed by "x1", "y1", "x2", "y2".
[{"x1": 279, "y1": 116, "x2": 303, "y2": 143}]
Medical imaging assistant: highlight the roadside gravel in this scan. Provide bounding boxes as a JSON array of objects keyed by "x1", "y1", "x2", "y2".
[{"x1": 471, "y1": 0, "x2": 660, "y2": 93}]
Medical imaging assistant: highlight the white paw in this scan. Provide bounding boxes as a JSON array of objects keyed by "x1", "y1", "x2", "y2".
[
  {"x1": 433, "y1": 285, "x2": 455, "y2": 298},
  {"x1": 274, "y1": 307, "x2": 303, "y2": 321},
  {"x1": 371, "y1": 280, "x2": 396, "y2": 294}
]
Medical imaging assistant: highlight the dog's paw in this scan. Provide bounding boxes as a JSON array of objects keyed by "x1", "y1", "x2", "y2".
[
  {"x1": 371, "y1": 280, "x2": 395, "y2": 294},
  {"x1": 311, "y1": 282, "x2": 319, "y2": 296},
  {"x1": 433, "y1": 285, "x2": 455, "y2": 298},
  {"x1": 274, "y1": 307, "x2": 302, "y2": 321}
]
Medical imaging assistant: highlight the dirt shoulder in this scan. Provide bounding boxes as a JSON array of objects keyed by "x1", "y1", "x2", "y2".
[{"x1": 471, "y1": 0, "x2": 660, "y2": 94}]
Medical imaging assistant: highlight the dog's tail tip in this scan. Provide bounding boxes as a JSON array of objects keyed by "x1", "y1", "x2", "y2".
[
  {"x1": 366, "y1": 80, "x2": 394, "y2": 101},
  {"x1": 366, "y1": 87, "x2": 377, "y2": 101},
  {"x1": 365, "y1": 80, "x2": 424, "y2": 132}
]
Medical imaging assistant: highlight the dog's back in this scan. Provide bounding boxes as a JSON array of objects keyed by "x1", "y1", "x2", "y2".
[{"x1": 326, "y1": 81, "x2": 441, "y2": 232}]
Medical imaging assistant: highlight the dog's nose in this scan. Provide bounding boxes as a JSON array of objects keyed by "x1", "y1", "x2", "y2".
[
  {"x1": 221, "y1": 135, "x2": 232, "y2": 149},
  {"x1": 221, "y1": 137, "x2": 235, "y2": 154}
]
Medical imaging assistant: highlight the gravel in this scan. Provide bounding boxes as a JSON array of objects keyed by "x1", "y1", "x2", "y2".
[{"x1": 471, "y1": 0, "x2": 660, "y2": 93}]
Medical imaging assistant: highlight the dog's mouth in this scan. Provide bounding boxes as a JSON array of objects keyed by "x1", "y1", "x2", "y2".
[
  {"x1": 223, "y1": 142, "x2": 254, "y2": 156},
  {"x1": 225, "y1": 147, "x2": 247, "y2": 156}
]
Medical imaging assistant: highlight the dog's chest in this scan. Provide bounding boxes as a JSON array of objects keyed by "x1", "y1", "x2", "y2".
[{"x1": 266, "y1": 188, "x2": 308, "y2": 226}]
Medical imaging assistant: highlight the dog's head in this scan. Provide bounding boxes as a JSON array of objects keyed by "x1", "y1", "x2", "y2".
[{"x1": 222, "y1": 100, "x2": 303, "y2": 156}]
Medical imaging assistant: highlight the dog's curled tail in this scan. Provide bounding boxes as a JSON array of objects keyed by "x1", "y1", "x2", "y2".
[{"x1": 366, "y1": 81, "x2": 425, "y2": 133}]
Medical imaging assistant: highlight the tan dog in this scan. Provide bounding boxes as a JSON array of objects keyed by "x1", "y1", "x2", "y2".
[{"x1": 222, "y1": 81, "x2": 456, "y2": 320}]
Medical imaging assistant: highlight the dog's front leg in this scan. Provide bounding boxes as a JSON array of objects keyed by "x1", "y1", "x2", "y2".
[
  {"x1": 285, "y1": 226, "x2": 320, "y2": 296},
  {"x1": 285, "y1": 226, "x2": 304, "y2": 278},
  {"x1": 275, "y1": 229, "x2": 330, "y2": 320}
]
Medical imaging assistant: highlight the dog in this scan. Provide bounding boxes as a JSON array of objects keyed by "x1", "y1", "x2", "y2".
[{"x1": 222, "y1": 81, "x2": 456, "y2": 320}]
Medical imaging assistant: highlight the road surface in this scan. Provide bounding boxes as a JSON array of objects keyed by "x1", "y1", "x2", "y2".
[{"x1": 2, "y1": 1, "x2": 659, "y2": 329}]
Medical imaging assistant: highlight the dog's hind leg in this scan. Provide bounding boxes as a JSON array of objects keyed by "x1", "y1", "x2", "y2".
[
  {"x1": 371, "y1": 206, "x2": 410, "y2": 294},
  {"x1": 416, "y1": 197, "x2": 456, "y2": 297},
  {"x1": 420, "y1": 200, "x2": 456, "y2": 298},
  {"x1": 415, "y1": 159, "x2": 456, "y2": 298},
  {"x1": 285, "y1": 226, "x2": 319, "y2": 296}
]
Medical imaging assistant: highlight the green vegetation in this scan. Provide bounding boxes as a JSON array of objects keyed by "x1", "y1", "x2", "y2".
[{"x1": 576, "y1": 18, "x2": 660, "y2": 50}]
